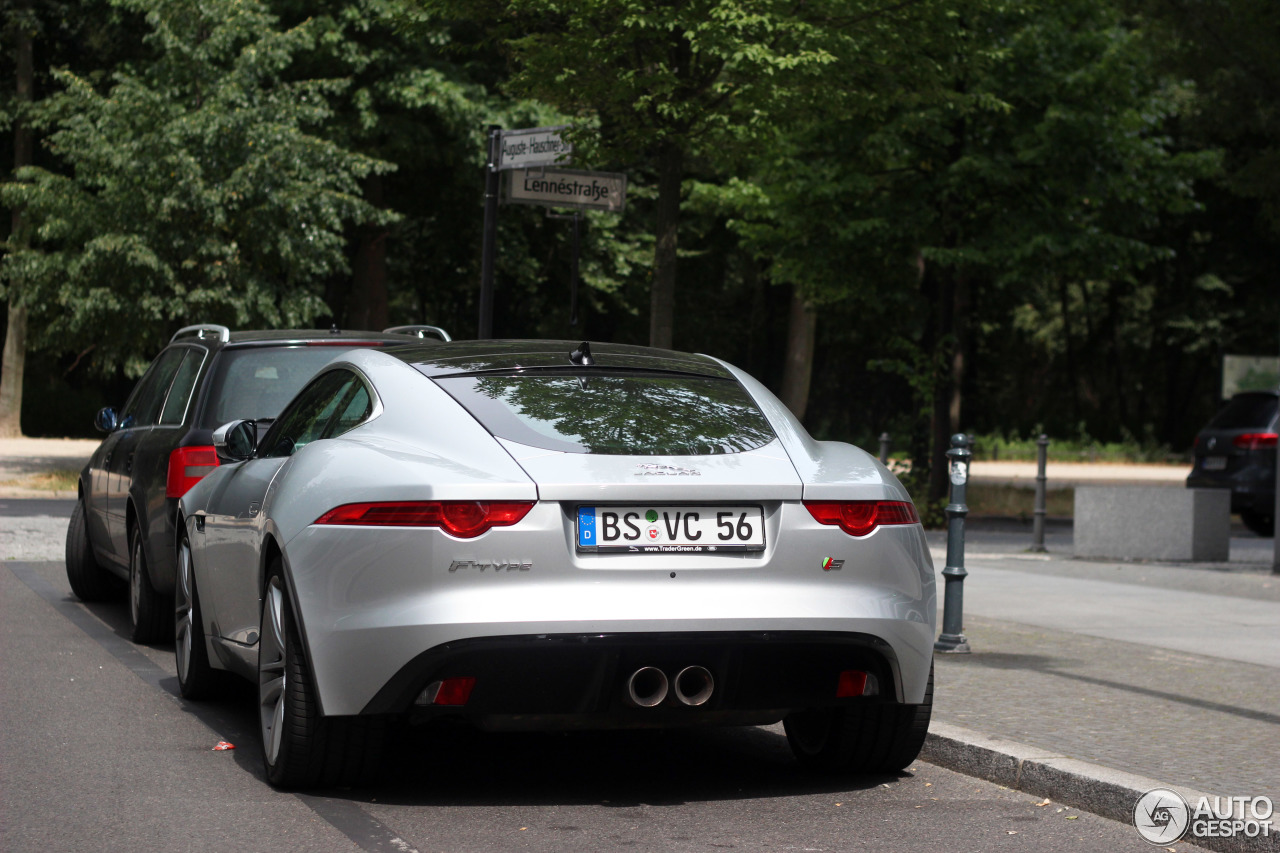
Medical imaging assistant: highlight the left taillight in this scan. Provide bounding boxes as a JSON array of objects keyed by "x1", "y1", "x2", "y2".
[
  {"x1": 804, "y1": 500, "x2": 920, "y2": 537},
  {"x1": 313, "y1": 500, "x2": 534, "y2": 538},
  {"x1": 166, "y1": 446, "x2": 219, "y2": 499}
]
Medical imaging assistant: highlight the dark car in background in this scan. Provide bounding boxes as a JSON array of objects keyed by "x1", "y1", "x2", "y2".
[
  {"x1": 65, "y1": 323, "x2": 450, "y2": 641},
  {"x1": 1186, "y1": 389, "x2": 1278, "y2": 536}
]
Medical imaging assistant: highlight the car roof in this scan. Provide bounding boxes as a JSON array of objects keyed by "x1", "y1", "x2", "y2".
[{"x1": 390, "y1": 339, "x2": 733, "y2": 379}]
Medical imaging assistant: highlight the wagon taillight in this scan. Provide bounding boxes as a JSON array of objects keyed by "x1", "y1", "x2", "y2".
[{"x1": 166, "y1": 446, "x2": 219, "y2": 498}]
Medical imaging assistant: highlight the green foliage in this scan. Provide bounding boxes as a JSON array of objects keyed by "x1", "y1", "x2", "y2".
[
  {"x1": 1143, "y1": 0, "x2": 1280, "y2": 231},
  {"x1": 440, "y1": 0, "x2": 844, "y2": 163},
  {"x1": 1, "y1": 0, "x2": 395, "y2": 375},
  {"x1": 1, "y1": 0, "x2": 1276, "y2": 456},
  {"x1": 965, "y1": 430, "x2": 1180, "y2": 464}
]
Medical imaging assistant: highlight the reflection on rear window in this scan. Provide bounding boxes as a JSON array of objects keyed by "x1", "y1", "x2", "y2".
[
  {"x1": 201, "y1": 347, "x2": 365, "y2": 427},
  {"x1": 1208, "y1": 394, "x2": 1279, "y2": 430},
  {"x1": 436, "y1": 374, "x2": 777, "y2": 455}
]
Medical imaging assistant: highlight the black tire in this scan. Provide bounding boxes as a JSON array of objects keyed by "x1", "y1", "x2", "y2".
[
  {"x1": 784, "y1": 663, "x2": 934, "y2": 774},
  {"x1": 258, "y1": 561, "x2": 383, "y2": 789},
  {"x1": 174, "y1": 531, "x2": 223, "y2": 700},
  {"x1": 1240, "y1": 509, "x2": 1275, "y2": 538},
  {"x1": 129, "y1": 524, "x2": 173, "y2": 644},
  {"x1": 66, "y1": 497, "x2": 116, "y2": 602}
]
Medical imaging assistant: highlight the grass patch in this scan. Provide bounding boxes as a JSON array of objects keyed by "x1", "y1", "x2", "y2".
[
  {"x1": 965, "y1": 483, "x2": 1074, "y2": 518},
  {"x1": 0, "y1": 469, "x2": 80, "y2": 493},
  {"x1": 967, "y1": 432, "x2": 1186, "y2": 464}
]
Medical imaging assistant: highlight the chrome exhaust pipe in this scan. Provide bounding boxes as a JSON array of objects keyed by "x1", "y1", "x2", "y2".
[
  {"x1": 673, "y1": 665, "x2": 714, "y2": 707},
  {"x1": 626, "y1": 666, "x2": 669, "y2": 708}
]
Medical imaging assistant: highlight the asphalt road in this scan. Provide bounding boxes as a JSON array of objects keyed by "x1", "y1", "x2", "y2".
[{"x1": 1, "y1": 503, "x2": 1213, "y2": 853}]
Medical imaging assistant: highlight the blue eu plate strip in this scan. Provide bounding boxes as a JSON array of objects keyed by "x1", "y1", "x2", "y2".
[{"x1": 577, "y1": 506, "x2": 596, "y2": 547}]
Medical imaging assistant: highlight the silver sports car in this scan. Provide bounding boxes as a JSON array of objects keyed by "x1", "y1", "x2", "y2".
[{"x1": 177, "y1": 340, "x2": 935, "y2": 788}]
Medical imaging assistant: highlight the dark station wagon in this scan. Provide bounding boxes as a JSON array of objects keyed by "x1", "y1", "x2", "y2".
[{"x1": 65, "y1": 323, "x2": 450, "y2": 641}]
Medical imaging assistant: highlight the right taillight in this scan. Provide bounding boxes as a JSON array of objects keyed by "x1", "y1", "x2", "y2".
[
  {"x1": 804, "y1": 500, "x2": 920, "y2": 537},
  {"x1": 1233, "y1": 433, "x2": 1278, "y2": 450}
]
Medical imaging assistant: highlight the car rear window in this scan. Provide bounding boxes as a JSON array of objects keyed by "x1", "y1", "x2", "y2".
[
  {"x1": 435, "y1": 373, "x2": 777, "y2": 455},
  {"x1": 1208, "y1": 394, "x2": 1279, "y2": 430},
  {"x1": 200, "y1": 346, "x2": 370, "y2": 427}
]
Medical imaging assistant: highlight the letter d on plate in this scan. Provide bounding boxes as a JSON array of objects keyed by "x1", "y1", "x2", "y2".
[{"x1": 577, "y1": 506, "x2": 596, "y2": 547}]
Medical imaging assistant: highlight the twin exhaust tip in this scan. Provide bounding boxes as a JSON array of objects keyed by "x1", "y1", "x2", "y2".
[{"x1": 625, "y1": 665, "x2": 714, "y2": 708}]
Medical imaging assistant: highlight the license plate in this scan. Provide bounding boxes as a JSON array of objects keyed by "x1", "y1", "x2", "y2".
[
  {"x1": 1202, "y1": 456, "x2": 1227, "y2": 471},
  {"x1": 577, "y1": 505, "x2": 765, "y2": 553}
]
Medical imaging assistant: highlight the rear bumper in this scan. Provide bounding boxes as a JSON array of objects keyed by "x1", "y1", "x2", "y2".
[
  {"x1": 1186, "y1": 473, "x2": 1276, "y2": 514},
  {"x1": 284, "y1": 506, "x2": 936, "y2": 717},
  {"x1": 362, "y1": 630, "x2": 910, "y2": 730}
]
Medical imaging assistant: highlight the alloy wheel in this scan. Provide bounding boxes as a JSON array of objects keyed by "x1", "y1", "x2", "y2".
[
  {"x1": 175, "y1": 539, "x2": 194, "y2": 684},
  {"x1": 258, "y1": 577, "x2": 288, "y2": 765},
  {"x1": 129, "y1": 536, "x2": 144, "y2": 627}
]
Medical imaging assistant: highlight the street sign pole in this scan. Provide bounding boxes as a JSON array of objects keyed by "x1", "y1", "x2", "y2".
[{"x1": 478, "y1": 125, "x2": 501, "y2": 339}]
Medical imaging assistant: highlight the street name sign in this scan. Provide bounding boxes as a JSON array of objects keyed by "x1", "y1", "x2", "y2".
[
  {"x1": 497, "y1": 126, "x2": 573, "y2": 171},
  {"x1": 505, "y1": 168, "x2": 627, "y2": 213}
]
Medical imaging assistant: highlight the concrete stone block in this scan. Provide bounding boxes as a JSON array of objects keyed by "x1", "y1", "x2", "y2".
[{"x1": 1074, "y1": 486, "x2": 1230, "y2": 561}]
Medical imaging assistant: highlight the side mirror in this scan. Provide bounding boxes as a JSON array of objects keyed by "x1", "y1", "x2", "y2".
[
  {"x1": 213, "y1": 419, "x2": 258, "y2": 463},
  {"x1": 94, "y1": 407, "x2": 118, "y2": 433}
]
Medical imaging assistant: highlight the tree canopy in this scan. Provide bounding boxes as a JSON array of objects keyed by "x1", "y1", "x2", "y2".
[
  {"x1": 1, "y1": 0, "x2": 1277, "y2": 510},
  {"x1": 2, "y1": 0, "x2": 395, "y2": 376}
]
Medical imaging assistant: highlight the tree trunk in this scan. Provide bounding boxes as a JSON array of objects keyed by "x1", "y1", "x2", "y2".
[
  {"x1": 949, "y1": 274, "x2": 971, "y2": 435},
  {"x1": 649, "y1": 141, "x2": 683, "y2": 349},
  {"x1": 929, "y1": 268, "x2": 957, "y2": 504},
  {"x1": 0, "y1": 14, "x2": 34, "y2": 438},
  {"x1": 1058, "y1": 277, "x2": 1079, "y2": 424},
  {"x1": 779, "y1": 287, "x2": 817, "y2": 421},
  {"x1": 0, "y1": 302, "x2": 27, "y2": 438},
  {"x1": 346, "y1": 175, "x2": 389, "y2": 331}
]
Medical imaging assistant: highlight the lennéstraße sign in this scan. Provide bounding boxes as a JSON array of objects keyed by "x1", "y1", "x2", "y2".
[
  {"x1": 504, "y1": 168, "x2": 627, "y2": 213},
  {"x1": 497, "y1": 126, "x2": 573, "y2": 171}
]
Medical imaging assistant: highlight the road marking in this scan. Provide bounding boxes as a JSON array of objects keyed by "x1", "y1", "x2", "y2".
[{"x1": 8, "y1": 561, "x2": 421, "y2": 853}]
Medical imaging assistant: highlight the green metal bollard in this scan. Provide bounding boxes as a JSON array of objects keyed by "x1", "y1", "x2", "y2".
[
  {"x1": 1031, "y1": 434, "x2": 1049, "y2": 552},
  {"x1": 935, "y1": 434, "x2": 972, "y2": 654}
]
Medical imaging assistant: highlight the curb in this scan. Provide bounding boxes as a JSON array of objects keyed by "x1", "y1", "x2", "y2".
[{"x1": 922, "y1": 722, "x2": 1278, "y2": 853}]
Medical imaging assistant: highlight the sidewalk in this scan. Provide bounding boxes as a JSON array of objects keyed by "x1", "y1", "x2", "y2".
[
  {"x1": 0, "y1": 437, "x2": 99, "y2": 498},
  {"x1": 967, "y1": 458, "x2": 1191, "y2": 486},
  {"x1": 923, "y1": 522, "x2": 1280, "y2": 852}
]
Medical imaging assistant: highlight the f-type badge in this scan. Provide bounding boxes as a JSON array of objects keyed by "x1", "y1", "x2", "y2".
[{"x1": 448, "y1": 560, "x2": 532, "y2": 572}]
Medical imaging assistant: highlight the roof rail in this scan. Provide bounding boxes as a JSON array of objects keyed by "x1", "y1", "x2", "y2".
[
  {"x1": 171, "y1": 324, "x2": 231, "y2": 343},
  {"x1": 384, "y1": 325, "x2": 452, "y2": 342}
]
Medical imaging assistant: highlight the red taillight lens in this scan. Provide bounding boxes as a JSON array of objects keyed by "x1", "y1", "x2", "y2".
[
  {"x1": 804, "y1": 500, "x2": 920, "y2": 537},
  {"x1": 1233, "y1": 432, "x2": 1278, "y2": 450},
  {"x1": 166, "y1": 446, "x2": 219, "y2": 498},
  {"x1": 313, "y1": 500, "x2": 534, "y2": 537},
  {"x1": 836, "y1": 669, "x2": 868, "y2": 698},
  {"x1": 417, "y1": 676, "x2": 476, "y2": 706}
]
